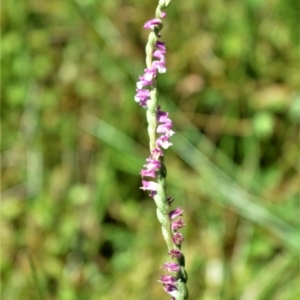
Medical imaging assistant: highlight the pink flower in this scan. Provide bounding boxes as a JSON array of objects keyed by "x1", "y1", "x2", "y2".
[
  {"x1": 163, "y1": 284, "x2": 179, "y2": 297},
  {"x1": 140, "y1": 180, "x2": 158, "y2": 191},
  {"x1": 140, "y1": 158, "x2": 161, "y2": 178},
  {"x1": 157, "y1": 122, "x2": 175, "y2": 137},
  {"x1": 140, "y1": 168, "x2": 156, "y2": 177},
  {"x1": 168, "y1": 249, "x2": 182, "y2": 259},
  {"x1": 155, "y1": 41, "x2": 166, "y2": 52},
  {"x1": 134, "y1": 89, "x2": 150, "y2": 107},
  {"x1": 142, "y1": 67, "x2": 157, "y2": 81},
  {"x1": 151, "y1": 147, "x2": 164, "y2": 159},
  {"x1": 144, "y1": 19, "x2": 162, "y2": 30},
  {"x1": 171, "y1": 219, "x2": 186, "y2": 230},
  {"x1": 156, "y1": 135, "x2": 172, "y2": 149},
  {"x1": 159, "y1": 275, "x2": 177, "y2": 285},
  {"x1": 157, "y1": 109, "x2": 171, "y2": 123},
  {"x1": 160, "y1": 12, "x2": 167, "y2": 19},
  {"x1": 169, "y1": 207, "x2": 184, "y2": 220},
  {"x1": 145, "y1": 158, "x2": 161, "y2": 170},
  {"x1": 162, "y1": 262, "x2": 181, "y2": 272},
  {"x1": 152, "y1": 60, "x2": 166, "y2": 73},
  {"x1": 153, "y1": 49, "x2": 166, "y2": 60},
  {"x1": 172, "y1": 232, "x2": 184, "y2": 245},
  {"x1": 136, "y1": 78, "x2": 153, "y2": 89}
]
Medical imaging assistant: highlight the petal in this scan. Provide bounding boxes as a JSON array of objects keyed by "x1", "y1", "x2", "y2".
[
  {"x1": 136, "y1": 80, "x2": 152, "y2": 89},
  {"x1": 157, "y1": 123, "x2": 175, "y2": 137},
  {"x1": 134, "y1": 89, "x2": 150, "y2": 103},
  {"x1": 159, "y1": 275, "x2": 177, "y2": 285},
  {"x1": 151, "y1": 147, "x2": 164, "y2": 159},
  {"x1": 163, "y1": 284, "x2": 179, "y2": 297},
  {"x1": 155, "y1": 41, "x2": 166, "y2": 51},
  {"x1": 160, "y1": 12, "x2": 167, "y2": 18},
  {"x1": 169, "y1": 207, "x2": 183, "y2": 220},
  {"x1": 156, "y1": 135, "x2": 172, "y2": 149},
  {"x1": 171, "y1": 219, "x2": 186, "y2": 230},
  {"x1": 140, "y1": 169, "x2": 156, "y2": 178},
  {"x1": 156, "y1": 109, "x2": 171, "y2": 123},
  {"x1": 140, "y1": 180, "x2": 158, "y2": 191},
  {"x1": 145, "y1": 158, "x2": 161, "y2": 170},
  {"x1": 162, "y1": 262, "x2": 181, "y2": 272},
  {"x1": 142, "y1": 68, "x2": 157, "y2": 81},
  {"x1": 168, "y1": 249, "x2": 182, "y2": 259},
  {"x1": 152, "y1": 60, "x2": 166, "y2": 73},
  {"x1": 153, "y1": 50, "x2": 165, "y2": 60},
  {"x1": 144, "y1": 19, "x2": 162, "y2": 29},
  {"x1": 172, "y1": 232, "x2": 184, "y2": 245}
]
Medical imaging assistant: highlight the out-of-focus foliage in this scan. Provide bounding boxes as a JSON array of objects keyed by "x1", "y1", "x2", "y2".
[{"x1": 1, "y1": 0, "x2": 299, "y2": 299}]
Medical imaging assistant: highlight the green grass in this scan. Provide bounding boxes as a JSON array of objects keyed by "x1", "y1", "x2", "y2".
[{"x1": 1, "y1": 0, "x2": 299, "y2": 299}]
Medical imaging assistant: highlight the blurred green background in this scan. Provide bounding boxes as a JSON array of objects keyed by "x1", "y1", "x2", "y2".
[{"x1": 1, "y1": 0, "x2": 299, "y2": 299}]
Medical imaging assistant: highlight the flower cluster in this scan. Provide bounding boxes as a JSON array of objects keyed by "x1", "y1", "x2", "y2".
[
  {"x1": 134, "y1": 19, "x2": 166, "y2": 109},
  {"x1": 140, "y1": 107, "x2": 175, "y2": 195},
  {"x1": 134, "y1": 10, "x2": 188, "y2": 300},
  {"x1": 159, "y1": 207, "x2": 187, "y2": 298},
  {"x1": 135, "y1": 16, "x2": 174, "y2": 194}
]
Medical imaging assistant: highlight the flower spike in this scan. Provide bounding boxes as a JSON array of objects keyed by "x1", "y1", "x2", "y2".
[{"x1": 134, "y1": 1, "x2": 188, "y2": 299}]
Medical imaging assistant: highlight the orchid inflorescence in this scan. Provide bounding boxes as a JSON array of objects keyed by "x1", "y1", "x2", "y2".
[{"x1": 134, "y1": 1, "x2": 188, "y2": 299}]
